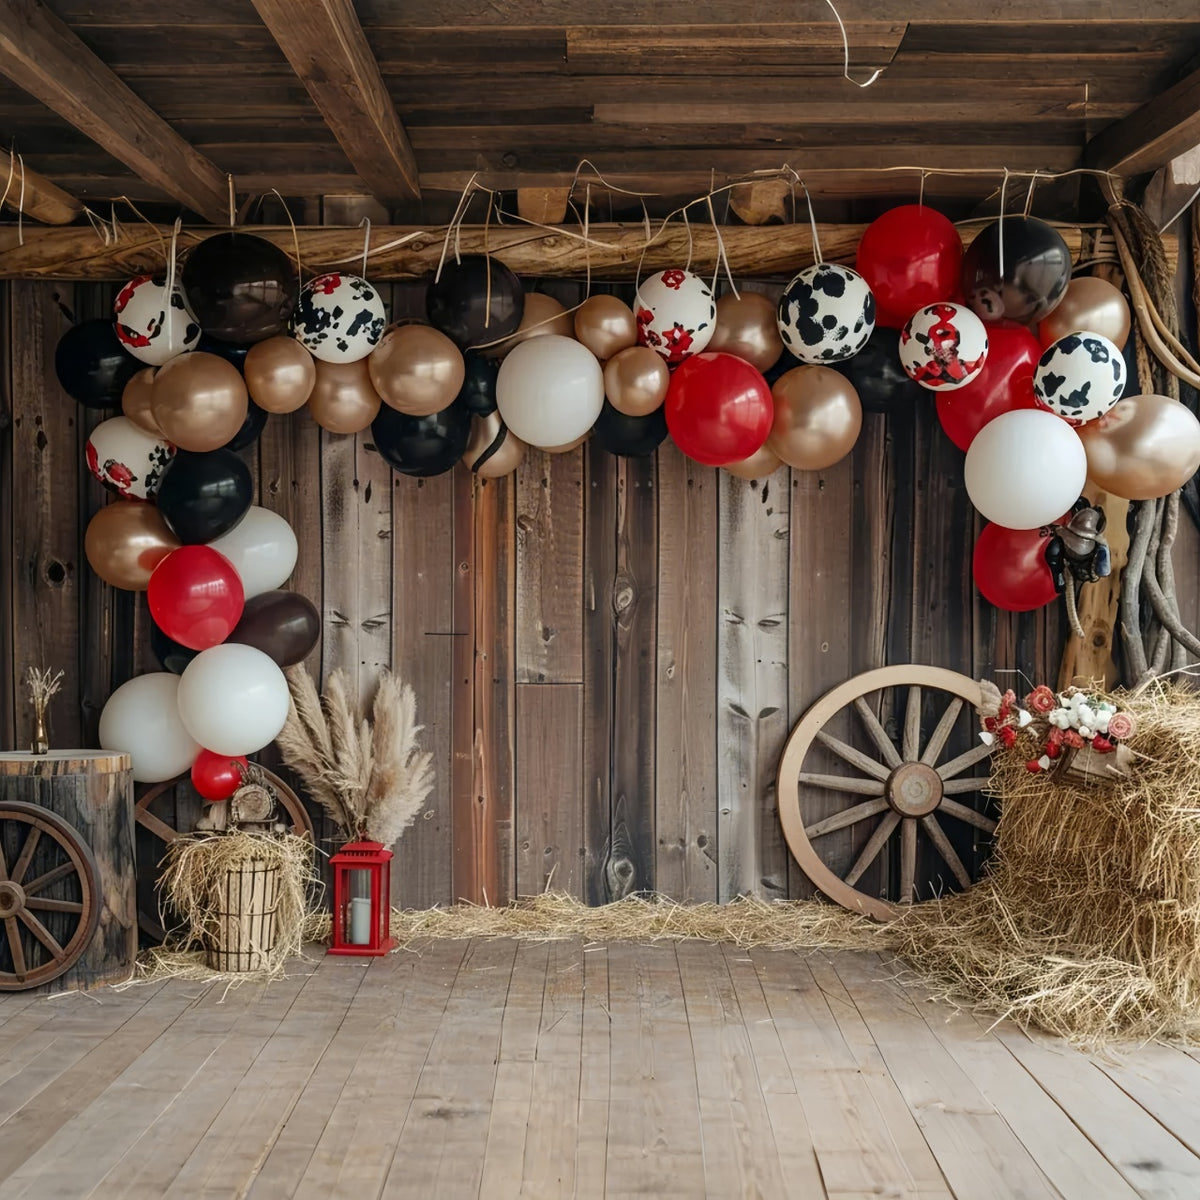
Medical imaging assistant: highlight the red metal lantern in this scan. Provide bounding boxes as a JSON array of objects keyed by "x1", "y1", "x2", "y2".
[{"x1": 328, "y1": 840, "x2": 395, "y2": 956}]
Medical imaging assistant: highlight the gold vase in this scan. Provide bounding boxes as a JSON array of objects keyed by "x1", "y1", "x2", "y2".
[{"x1": 30, "y1": 707, "x2": 48, "y2": 755}]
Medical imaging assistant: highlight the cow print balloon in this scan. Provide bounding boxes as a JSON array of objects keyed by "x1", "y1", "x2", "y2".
[
  {"x1": 899, "y1": 302, "x2": 988, "y2": 391},
  {"x1": 292, "y1": 273, "x2": 387, "y2": 364},
  {"x1": 1033, "y1": 332, "x2": 1126, "y2": 425},
  {"x1": 85, "y1": 415, "x2": 175, "y2": 500},
  {"x1": 634, "y1": 269, "x2": 716, "y2": 364},
  {"x1": 777, "y1": 264, "x2": 875, "y2": 364},
  {"x1": 114, "y1": 275, "x2": 201, "y2": 367}
]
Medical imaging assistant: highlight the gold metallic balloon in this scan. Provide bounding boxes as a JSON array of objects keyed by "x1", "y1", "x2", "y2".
[
  {"x1": 244, "y1": 336, "x2": 317, "y2": 414},
  {"x1": 544, "y1": 433, "x2": 589, "y2": 454},
  {"x1": 84, "y1": 501, "x2": 180, "y2": 591},
  {"x1": 368, "y1": 324, "x2": 465, "y2": 416},
  {"x1": 121, "y1": 368, "x2": 162, "y2": 436},
  {"x1": 767, "y1": 366, "x2": 862, "y2": 471},
  {"x1": 706, "y1": 292, "x2": 785, "y2": 372},
  {"x1": 1038, "y1": 276, "x2": 1131, "y2": 350},
  {"x1": 603, "y1": 346, "x2": 670, "y2": 417},
  {"x1": 724, "y1": 442, "x2": 784, "y2": 480},
  {"x1": 573, "y1": 294, "x2": 638, "y2": 361},
  {"x1": 308, "y1": 359, "x2": 382, "y2": 434},
  {"x1": 1077, "y1": 393, "x2": 1200, "y2": 500},
  {"x1": 463, "y1": 412, "x2": 525, "y2": 478},
  {"x1": 151, "y1": 351, "x2": 249, "y2": 452},
  {"x1": 491, "y1": 293, "x2": 575, "y2": 358}
]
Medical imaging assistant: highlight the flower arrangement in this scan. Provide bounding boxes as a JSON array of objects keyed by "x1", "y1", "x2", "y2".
[{"x1": 976, "y1": 680, "x2": 1137, "y2": 775}]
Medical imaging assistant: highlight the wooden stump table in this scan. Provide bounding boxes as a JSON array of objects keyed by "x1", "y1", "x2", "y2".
[{"x1": 0, "y1": 751, "x2": 136, "y2": 992}]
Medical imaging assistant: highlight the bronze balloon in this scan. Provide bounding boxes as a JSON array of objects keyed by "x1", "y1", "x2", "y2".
[
  {"x1": 603, "y1": 346, "x2": 670, "y2": 417},
  {"x1": 573, "y1": 295, "x2": 638, "y2": 361},
  {"x1": 724, "y1": 442, "x2": 784, "y2": 480},
  {"x1": 151, "y1": 351, "x2": 249, "y2": 453},
  {"x1": 121, "y1": 368, "x2": 162, "y2": 437},
  {"x1": 767, "y1": 366, "x2": 862, "y2": 471},
  {"x1": 463, "y1": 412, "x2": 526, "y2": 478},
  {"x1": 368, "y1": 325, "x2": 465, "y2": 416},
  {"x1": 84, "y1": 501, "x2": 180, "y2": 591},
  {"x1": 1077, "y1": 393, "x2": 1200, "y2": 500},
  {"x1": 1037, "y1": 276, "x2": 1131, "y2": 349},
  {"x1": 706, "y1": 292, "x2": 785, "y2": 372},
  {"x1": 307, "y1": 359, "x2": 382, "y2": 434},
  {"x1": 244, "y1": 337, "x2": 317, "y2": 414},
  {"x1": 491, "y1": 293, "x2": 575, "y2": 358}
]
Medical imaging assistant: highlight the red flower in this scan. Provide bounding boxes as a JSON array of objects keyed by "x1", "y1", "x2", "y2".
[
  {"x1": 1026, "y1": 685, "x2": 1056, "y2": 714},
  {"x1": 661, "y1": 323, "x2": 694, "y2": 362},
  {"x1": 1062, "y1": 729, "x2": 1085, "y2": 749},
  {"x1": 1044, "y1": 741, "x2": 1061, "y2": 759},
  {"x1": 984, "y1": 716, "x2": 998, "y2": 732},
  {"x1": 661, "y1": 269, "x2": 686, "y2": 290},
  {"x1": 1091, "y1": 735, "x2": 1114, "y2": 754},
  {"x1": 1025, "y1": 759, "x2": 1043, "y2": 773},
  {"x1": 1046, "y1": 727, "x2": 1063, "y2": 746},
  {"x1": 106, "y1": 460, "x2": 135, "y2": 491},
  {"x1": 998, "y1": 726, "x2": 1017, "y2": 748}
]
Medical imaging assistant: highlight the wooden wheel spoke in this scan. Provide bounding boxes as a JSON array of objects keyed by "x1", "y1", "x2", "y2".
[
  {"x1": 941, "y1": 776, "x2": 992, "y2": 796},
  {"x1": 798, "y1": 773, "x2": 885, "y2": 797},
  {"x1": 920, "y1": 697, "x2": 964, "y2": 766},
  {"x1": 22, "y1": 861, "x2": 75, "y2": 897},
  {"x1": 919, "y1": 814, "x2": 972, "y2": 889},
  {"x1": 5, "y1": 917, "x2": 26, "y2": 978},
  {"x1": 851, "y1": 699, "x2": 902, "y2": 769},
  {"x1": 937, "y1": 797, "x2": 998, "y2": 834},
  {"x1": 804, "y1": 798, "x2": 890, "y2": 840},
  {"x1": 10, "y1": 827, "x2": 41, "y2": 886},
  {"x1": 17, "y1": 909, "x2": 64, "y2": 960},
  {"x1": 844, "y1": 811, "x2": 901, "y2": 887},
  {"x1": 899, "y1": 817, "x2": 917, "y2": 904},
  {"x1": 25, "y1": 896, "x2": 84, "y2": 915},
  {"x1": 814, "y1": 730, "x2": 891, "y2": 781},
  {"x1": 902, "y1": 686, "x2": 922, "y2": 761},
  {"x1": 936, "y1": 741, "x2": 995, "y2": 781},
  {"x1": 0, "y1": 837, "x2": 8, "y2": 883}
]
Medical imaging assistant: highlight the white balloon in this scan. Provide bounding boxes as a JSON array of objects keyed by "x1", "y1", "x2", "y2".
[
  {"x1": 113, "y1": 275, "x2": 201, "y2": 366},
  {"x1": 207, "y1": 506, "x2": 298, "y2": 599},
  {"x1": 178, "y1": 643, "x2": 290, "y2": 756},
  {"x1": 965, "y1": 409, "x2": 1087, "y2": 529},
  {"x1": 98, "y1": 673, "x2": 199, "y2": 782},
  {"x1": 633, "y1": 268, "x2": 717, "y2": 363},
  {"x1": 496, "y1": 335, "x2": 604, "y2": 449}
]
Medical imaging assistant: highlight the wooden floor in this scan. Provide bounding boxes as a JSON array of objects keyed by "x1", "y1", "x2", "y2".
[{"x1": 0, "y1": 942, "x2": 1199, "y2": 1199}]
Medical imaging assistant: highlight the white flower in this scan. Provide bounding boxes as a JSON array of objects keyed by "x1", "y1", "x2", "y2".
[
  {"x1": 1095, "y1": 712, "x2": 1110, "y2": 734},
  {"x1": 979, "y1": 731, "x2": 995, "y2": 746},
  {"x1": 1077, "y1": 705, "x2": 1096, "y2": 727},
  {"x1": 1079, "y1": 726, "x2": 1092, "y2": 739},
  {"x1": 1017, "y1": 709, "x2": 1033, "y2": 728},
  {"x1": 1038, "y1": 755, "x2": 1052, "y2": 770}
]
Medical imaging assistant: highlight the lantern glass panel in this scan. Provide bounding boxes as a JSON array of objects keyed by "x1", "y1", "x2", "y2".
[{"x1": 348, "y1": 867, "x2": 373, "y2": 945}]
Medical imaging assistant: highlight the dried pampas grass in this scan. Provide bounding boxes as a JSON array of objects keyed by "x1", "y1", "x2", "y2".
[{"x1": 276, "y1": 666, "x2": 433, "y2": 845}]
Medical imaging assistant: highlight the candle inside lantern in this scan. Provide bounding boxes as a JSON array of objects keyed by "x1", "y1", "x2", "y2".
[{"x1": 349, "y1": 895, "x2": 371, "y2": 945}]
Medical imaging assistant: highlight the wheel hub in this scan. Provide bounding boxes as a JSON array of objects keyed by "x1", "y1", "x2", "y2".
[
  {"x1": 0, "y1": 881, "x2": 26, "y2": 916},
  {"x1": 886, "y1": 762, "x2": 943, "y2": 817}
]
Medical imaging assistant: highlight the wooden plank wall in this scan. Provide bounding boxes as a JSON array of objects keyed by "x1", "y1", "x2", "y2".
[{"x1": 4, "y1": 275, "x2": 1198, "y2": 909}]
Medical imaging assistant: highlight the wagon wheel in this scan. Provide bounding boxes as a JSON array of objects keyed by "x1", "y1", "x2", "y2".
[
  {"x1": 135, "y1": 766, "x2": 313, "y2": 942},
  {"x1": 778, "y1": 665, "x2": 997, "y2": 921},
  {"x1": 0, "y1": 802, "x2": 101, "y2": 990}
]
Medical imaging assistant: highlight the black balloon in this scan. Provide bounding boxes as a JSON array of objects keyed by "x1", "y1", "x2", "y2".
[
  {"x1": 197, "y1": 332, "x2": 251, "y2": 373},
  {"x1": 55, "y1": 320, "x2": 140, "y2": 409},
  {"x1": 182, "y1": 233, "x2": 299, "y2": 344},
  {"x1": 592, "y1": 400, "x2": 668, "y2": 458},
  {"x1": 426, "y1": 255, "x2": 524, "y2": 350},
  {"x1": 832, "y1": 326, "x2": 925, "y2": 413},
  {"x1": 224, "y1": 398, "x2": 268, "y2": 452},
  {"x1": 371, "y1": 399, "x2": 470, "y2": 477},
  {"x1": 150, "y1": 620, "x2": 199, "y2": 675},
  {"x1": 156, "y1": 448, "x2": 253, "y2": 544},
  {"x1": 228, "y1": 590, "x2": 319, "y2": 667},
  {"x1": 961, "y1": 216, "x2": 1072, "y2": 325},
  {"x1": 456, "y1": 349, "x2": 499, "y2": 415}
]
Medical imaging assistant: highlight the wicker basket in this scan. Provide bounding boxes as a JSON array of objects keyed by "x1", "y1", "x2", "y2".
[{"x1": 206, "y1": 858, "x2": 281, "y2": 973}]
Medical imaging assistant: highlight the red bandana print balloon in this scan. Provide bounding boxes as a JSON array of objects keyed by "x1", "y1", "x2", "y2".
[{"x1": 899, "y1": 302, "x2": 989, "y2": 391}]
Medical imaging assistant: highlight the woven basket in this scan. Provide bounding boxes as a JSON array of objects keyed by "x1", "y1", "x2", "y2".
[{"x1": 206, "y1": 858, "x2": 281, "y2": 973}]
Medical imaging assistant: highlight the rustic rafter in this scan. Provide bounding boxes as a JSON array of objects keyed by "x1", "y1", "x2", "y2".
[
  {"x1": 0, "y1": 0, "x2": 229, "y2": 223},
  {"x1": 0, "y1": 147, "x2": 79, "y2": 224},
  {"x1": 249, "y1": 0, "x2": 421, "y2": 204},
  {"x1": 1087, "y1": 65, "x2": 1200, "y2": 177}
]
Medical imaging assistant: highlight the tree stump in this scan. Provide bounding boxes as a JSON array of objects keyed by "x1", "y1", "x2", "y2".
[{"x1": 0, "y1": 752, "x2": 136, "y2": 992}]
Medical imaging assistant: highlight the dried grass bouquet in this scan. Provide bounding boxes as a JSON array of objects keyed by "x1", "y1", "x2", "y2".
[{"x1": 276, "y1": 666, "x2": 434, "y2": 846}]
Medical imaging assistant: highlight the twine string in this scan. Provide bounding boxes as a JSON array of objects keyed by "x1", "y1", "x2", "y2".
[
  {"x1": 824, "y1": 0, "x2": 883, "y2": 88},
  {"x1": 270, "y1": 189, "x2": 304, "y2": 287},
  {"x1": 359, "y1": 217, "x2": 371, "y2": 278}
]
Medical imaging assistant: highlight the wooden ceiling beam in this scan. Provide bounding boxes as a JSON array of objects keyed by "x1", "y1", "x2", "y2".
[
  {"x1": 249, "y1": 0, "x2": 420, "y2": 204},
  {"x1": 1087, "y1": 64, "x2": 1200, "y2": 177},
  {"x1": 0, "y1": 221, "x2": 1171, "y2": 282},
  {"x1": 0, "y1": 0, "x2": 229, "y2": 223},
  {"x1": 0, "y1": 147, "x2": 80, "y2": 224}
]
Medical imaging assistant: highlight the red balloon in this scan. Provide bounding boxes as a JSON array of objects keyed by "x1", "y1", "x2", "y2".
[
  {"x1": 856, "y1": 205, "x2": 963, "y2": 329},
  {"x1": 148, "y1": 545, "x2": 245, "y2": 650},
  {"x1": 972, "y1": 522, "x2": 1059, "y2": 611},
  {"x1": 664, "y1": 352, "x2": 773, "y2": 466},
  {"x1": 191, "y1": 748, "x2": 249, "y2": 801},
  {"x1": 936, "y1": 321, "x2": 1042, "y2": 452}
]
